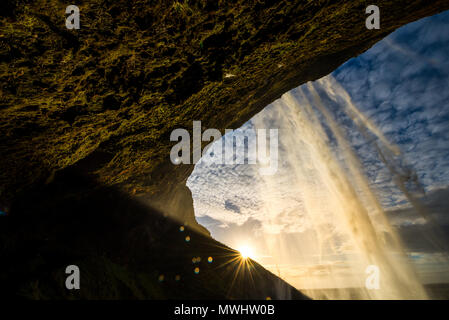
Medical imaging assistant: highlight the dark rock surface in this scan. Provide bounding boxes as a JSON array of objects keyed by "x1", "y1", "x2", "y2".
[
  {"x1": 1, "y1": 0, "x2": 448, "y2": 299},
  {"x1": 0, "y1": 171, "x2": 305, "y2": 299}
]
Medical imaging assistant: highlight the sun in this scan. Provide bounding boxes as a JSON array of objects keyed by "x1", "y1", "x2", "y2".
[{"x1": 237, "y1": 245, "x2": 255, "y2": 259}]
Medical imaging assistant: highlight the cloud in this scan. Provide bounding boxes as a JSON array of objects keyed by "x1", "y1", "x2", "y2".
[{"x1": 187, "y1": 10, "x2": 449, "y2": 287}]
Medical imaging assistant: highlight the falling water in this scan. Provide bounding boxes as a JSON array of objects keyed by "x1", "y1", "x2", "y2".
[{"x1": 252, "y1": 75, "x2": 429, "y2": 299}]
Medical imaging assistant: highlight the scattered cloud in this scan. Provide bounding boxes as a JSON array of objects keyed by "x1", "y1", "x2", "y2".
[{"x1": 187, "y1": 10, "x2": 449, "y2": 287}]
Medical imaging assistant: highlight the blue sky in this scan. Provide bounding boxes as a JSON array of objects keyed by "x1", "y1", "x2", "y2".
[
  {"x1": 332, "y1": 10, "x2": 449, "y2": 206},
  {"x1": 187, "y1": 10, "x2": 449, "y2": 288}
]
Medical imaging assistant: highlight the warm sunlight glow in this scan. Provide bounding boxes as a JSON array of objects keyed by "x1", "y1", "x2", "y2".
[{"x1": 238, "y1": 245, "x2": 255, "y2": 259}]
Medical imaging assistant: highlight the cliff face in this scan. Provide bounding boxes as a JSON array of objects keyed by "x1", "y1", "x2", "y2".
[{"x1": 1, "y1": 0, "x2": 448, "y2": 299}]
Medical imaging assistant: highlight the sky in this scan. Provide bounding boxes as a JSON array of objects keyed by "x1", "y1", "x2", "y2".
[{"x1": 187, "y1": 10, "x2": 449, "y2": 292}]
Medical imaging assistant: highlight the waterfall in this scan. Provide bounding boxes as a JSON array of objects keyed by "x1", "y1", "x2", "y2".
[{"x1": 251, "y1": 75, "x2": 428, "y2": 299}]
